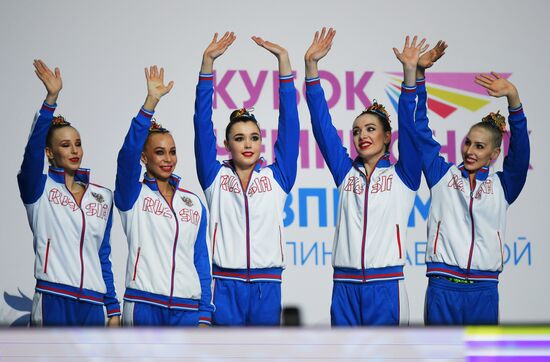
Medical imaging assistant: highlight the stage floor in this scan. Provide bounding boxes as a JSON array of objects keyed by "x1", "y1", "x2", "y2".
[{"x1": 1, "y1": 326, "x2": 549, "y2": 361}]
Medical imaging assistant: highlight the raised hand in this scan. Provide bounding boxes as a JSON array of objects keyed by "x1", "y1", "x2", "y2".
[
  {"x1": 304, "y1": 27, "x2": 336, "y2": 79},
  {"x1": 251, "y1": 36, "x2": 288, "y2": 58},
  {"x1": 418, "y1": 40, "x2": 447, "y2": 70},
  {"x1": 33, "y1": 59, "x2": 62, "y2": 105},
  {"x1": 251, "y1": 36, "x2": 291, "y2": 75},
  {"x1": 393, "y1": 35, "x2": 428, "y2": 68},
  {"x1": 393, "y1": 35, "x2": 428, "y2": 87},
  {"x1": 201, "y1": 32, "x2": 236, "y2": 74},
  {"x1": 143, "y1": 65, "x2": 174, "y2": 111},
  {"x1": 475, "y1": 72, "x2": 520, "y2": 108}
]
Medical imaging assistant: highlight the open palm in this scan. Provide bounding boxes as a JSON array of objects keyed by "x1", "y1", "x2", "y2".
[
  {"x1": 418, "y1": 41, "x2": 447, "y2": 69},
  {"x1": 305, "y1": 27, "x2": 336, "y2": 63}
]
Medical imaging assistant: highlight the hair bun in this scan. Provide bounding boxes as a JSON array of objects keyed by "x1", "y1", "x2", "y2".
[
  {"x1": 482, "y1": 111, "x2": 507, "y2": 133},
  {"x1": 149, "y1": 118, "x2": 168, "y2": 133},
  {"x1": 230, "y1": 108, "x2": 256, "y2": 122},
  {"x1": 51, "y1": 115, "x2": 70, "y2": 126}
]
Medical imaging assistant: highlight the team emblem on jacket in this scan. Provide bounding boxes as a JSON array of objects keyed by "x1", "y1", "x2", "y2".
[
  {"x1": 91, "y1": 192, "x2": 105, "y2": 203},
  {"x1": 181, "y1": 196, "x2": 194, "y2": 207}
]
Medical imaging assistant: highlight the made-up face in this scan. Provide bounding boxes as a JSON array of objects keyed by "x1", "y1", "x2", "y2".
[
  {"x1": 45, "y1": 126, "x2": 83, "y2": 172},
  {"x1": 462, "y1": 126, "x2": 501, "y2": 173},
  {"x1": 224, "y1": 121, "x2": 262, "y2": 171},
  {"x1": 352, "y1": 113, "x2": 390, "y2": 162},
  {"x1": 141, "y1": 132, "x2": 177, "y2": 181}
]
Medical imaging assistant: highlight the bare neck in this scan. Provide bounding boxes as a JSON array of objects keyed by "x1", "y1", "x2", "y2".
[
  {"x1": 235, "y1": 164, "x2": 256, "y2": 190},
  {"x1": 156, "y1": 178, "x2": 175, "y2": 202}
]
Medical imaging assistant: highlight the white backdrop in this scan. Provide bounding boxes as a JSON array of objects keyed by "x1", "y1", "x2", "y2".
[{"x1": 1, "y1": 0, "x2": 548, "y2": 326}]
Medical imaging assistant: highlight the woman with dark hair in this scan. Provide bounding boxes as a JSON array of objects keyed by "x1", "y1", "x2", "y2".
[
  {"x1": 415, "y1": 44, "x2": 530, "y2": 325},
  {"x1": 193, "y1": 32, "x2": 300, "y2": 326},
  {"x1": 18, "y1": 60, "x2": 120, "y2": 326},
  {"x1": 115, "y1": 66, "x2": 213, "y2": 326},
  {"x1": 304, "y1": 29, "x2": 425, "y2": 326}
]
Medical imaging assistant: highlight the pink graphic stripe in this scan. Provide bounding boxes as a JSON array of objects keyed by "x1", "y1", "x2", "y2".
[{"x1": 388, "y1": 72, "x2": 511, "y2": 96}]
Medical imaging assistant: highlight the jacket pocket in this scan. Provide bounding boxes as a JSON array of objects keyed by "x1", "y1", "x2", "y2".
[
  {"x1": 211, "y1": 223, "x2": 218, "y2": 262},
  {"x1": 395, "y1": 224, "x2": 402, "y2": 259},
  {"x1": 433, "y1": 221, "x2": 441, "y2": 254},
  {"x1": 279, "y1": 225, "x2": 284, "y2": 263},
  {"x1": 132, "y1": 247, "x2": 141, "y2": 281},
  {"x1": 43, "y1": 238, "x2": 51, "y2": 274},
  {"x1": 497, "y1": 231, "x2": 504, "y2": 268}
]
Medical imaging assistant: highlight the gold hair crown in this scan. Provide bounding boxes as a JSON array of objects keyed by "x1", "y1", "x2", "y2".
[
  {"x1": 482, "y1": 111, "x2": 507, "y2": 132},
  {"x1": 363, "y1": 100, "x2": 390, "y2": 122}
]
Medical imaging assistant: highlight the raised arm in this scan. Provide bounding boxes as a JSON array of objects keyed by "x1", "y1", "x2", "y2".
[
  {"x1": 194, "y1": 32, "x2": 236, "y2": 190},
  {"x1": 18, "y1": 60, "x2": 62, "y2": 204},
  {"x1": 114, "y1": 66, "x2": 174, "y2": 211},
  {"x1": 414, "y1": 41, "x2": 452, "y2": 188},
  {"x1": 475, "y1": 72, "x2": 529, "y2": 204},
  {"x1": 392, "y1": 36, "x2": 428, "y2": 191},
  {"x1": 252, "y1": 36, "x2": 299, "y2": 193},
  {"x1": 304, "y1": 27, "x2": 352, "y2": 187},
  {"x1": 194, "y1": 203, "x2": 214, "y2": 326}
]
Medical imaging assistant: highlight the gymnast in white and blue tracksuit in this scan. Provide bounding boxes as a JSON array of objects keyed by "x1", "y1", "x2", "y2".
[
  {"x1": 416, "y1": 71, "x2": 530, "y2": 325},
  {"x1": 193, "y1": 33, "x2": 299, "y2": 325},
  {"x1": 304, "y1": 30, "x2": 423, "y2": 326},
  {"x1": 18, "y1": 60, "x2": 120, "y2": 326},
  {"x1": 115, "y1": 65, "x2": 214, "y2": 326}
]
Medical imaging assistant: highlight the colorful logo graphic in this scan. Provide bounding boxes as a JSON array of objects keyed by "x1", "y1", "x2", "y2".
[{"x1": 384, "y1": 72, "x2": 512, "y2": 118}]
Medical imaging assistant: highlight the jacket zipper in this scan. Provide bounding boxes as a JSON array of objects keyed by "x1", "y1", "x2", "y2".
[
  {"x1": 160, "y1": 186, "x2": 179, "y2": 307},
  {"x1": 132, "y1": 247, "x2": 141, "y2": 281},
  {"x1": 235, "y1": 166, "x2": 255, "y2": 282},
  {"x1": 359, "y1": 156, "x2": 384, "y2": 282},
  {"x1": 43, "y1": 238, "x2": 51, "y2": 274},
  {"x1": 466, "y1": 178, "x2": 477, "y2": 278},
  {"x1": 65, "y1": 183, "x2": 88, "y2": 298},
  {"x1": 360, "y1": 176, "x2": 369, "y2": 282}
]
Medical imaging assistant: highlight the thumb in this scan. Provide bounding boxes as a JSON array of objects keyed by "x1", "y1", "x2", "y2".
[
  {"x1": 166, "y1": 81, "x2": 175, "y2": 93},
  {"x1": 392, "y1": 48, "x2": 401, "y2": 59}
]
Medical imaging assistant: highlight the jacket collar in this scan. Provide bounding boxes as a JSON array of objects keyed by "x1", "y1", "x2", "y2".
[
  {"x1": 48, "y1": 166, "x2": 90, "y2": 185},
  {"x1": 142, "y1": 172, "x2": 181, "y2": 191},
  {"x1": 352, "y1": 152, "x2": 391, "y2": 172},
  {"x1": 457, "y1": 163, "x2": 490, "y2": 181},
  {"x1": 222, "y1": 157, "x2": 265, "y2": 173}
]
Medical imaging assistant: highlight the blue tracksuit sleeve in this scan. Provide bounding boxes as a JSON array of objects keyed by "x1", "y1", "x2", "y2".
[
  {"x1": 98, "y1": 205, "x2": 121, "y2": 317},
  {"x1": 17, "y1": 102, "x2": 56, "y2": 204},
  {"x1": 193, "y1": 73, "x2": 222, "y2": 190},
  {"x1": 114, "y1": 108, "x2": 153, "y2": 211},
  {"x1": 415, "y1": 78, "x2": 452, "y2": 188},
  {"x1": 268, "y1": 74, "x2": 300, "y2": 193},
  {"x1": 194, "y1": 203, "x2": 214, "y2": 325},
  {"x1": 395, "y1": 84, "x2": 422, "y2": 191},
  {"x1": 305, "y1": 77, "x2": 353, "y2": 187},
  {"x1": 497, "y1": 104, "x2": 530, "y2": 204}
]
